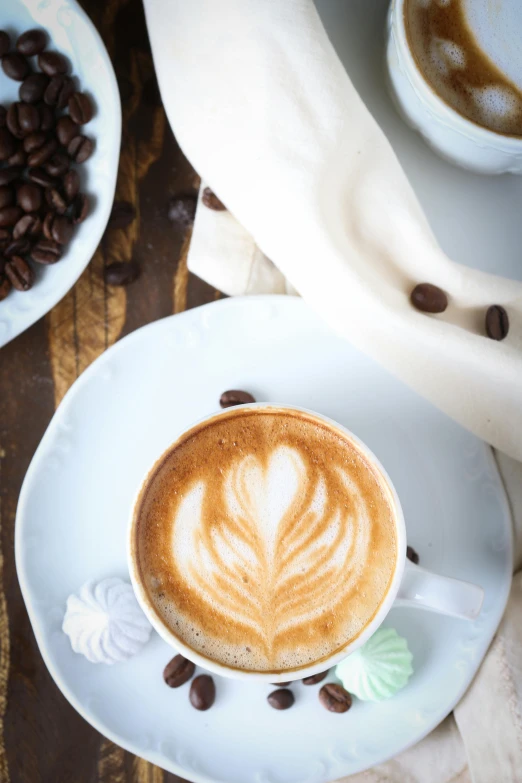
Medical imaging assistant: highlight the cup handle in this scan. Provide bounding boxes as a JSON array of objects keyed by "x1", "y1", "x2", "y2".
[{"x1": 395, "y1": 561, "x2": 484, "y2": 620}]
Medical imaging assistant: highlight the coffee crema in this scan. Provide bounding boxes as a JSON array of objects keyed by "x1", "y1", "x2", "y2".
[
  {"x1": 404, "y1": 0, "x2": 522, "y2": 137},
  {"x1": 133, "y1": 408, "x2": 398, "y2": 673}
]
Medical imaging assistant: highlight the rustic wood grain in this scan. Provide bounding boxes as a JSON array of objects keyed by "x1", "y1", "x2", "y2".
[{"x1": 0, "y1": 0, "x2": 222, "y2": 780}]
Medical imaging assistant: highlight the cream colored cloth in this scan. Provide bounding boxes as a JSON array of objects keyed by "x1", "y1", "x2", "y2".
[{"x1": 143, "y1": 0, "x2": 522, "y2": 778}]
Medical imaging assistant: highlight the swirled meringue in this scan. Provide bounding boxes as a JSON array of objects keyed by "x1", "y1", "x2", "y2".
[
  {"x1": 335, "y1": 627, "x2": 413, "y2": 701},
  {"x1": 63, "y1": 578, "x2": 152, "y2": 664}
]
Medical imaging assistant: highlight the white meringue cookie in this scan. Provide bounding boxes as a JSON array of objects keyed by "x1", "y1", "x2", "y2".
[{"x1": 63, "y1": 577, "x2": 152, "y2": 664}]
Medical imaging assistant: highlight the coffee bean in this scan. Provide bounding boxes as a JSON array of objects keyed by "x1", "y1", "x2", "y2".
[
  {"x1": 5, "y1": 255, "x2": 34, "y2": 291},
  {"x1": 71, "y1": 193, "x2": 89, "y2": 224},
  {"x1": 38, "y1": 51, "x2": 68, "y2": 77},
  {"x1": 104, "y1": 261, "x2": 140, "y2": 286},
  {"x1": 28, "y1": 167, "x2": 56, "y2": 188},
  {"x1": 318, "y1": 683, "x2": 352, "y2": 713},
  {"x1": 68, "y1": 92, "x2": 94, "y2": 124},
  {"x1": 45, "y1": 152, "x2": 69, "y2": 178},
  {"x1": 2, "y1": 53, "x2": 30, "y2": 81},
  {"x1": 7, "y1": 102, "x2": 40, "y2": 138},
  {"x1": 45, "y1": 187, "x2": 67, "y2": 215},
  {"x1": 410, "y1": 283, "x2": 448, "y2": 314},
  {"x1": 17, "y1": 183, "x2": 42, "y2": 213},
  {"x1": 0, "y1": 230, "x2": 10, "y2": 244},
  {"x1": 485, "y1": 305, "x2": 509, "y2": 341},
  {"x1": 0, "y1": 128, "x2": 16, "y2": 162},
  {"x1": 0, "y1": 188, "x2": 14, "y2": 210},
  {"x1": 108, "y1": 200, "x2": 136, "y2": 229},
  {"x1": 202, "y1": 187, "x2": 226, "y2": 211},
  {"x1": 167, "y1": 194, "x2": 197, "y2": 229},
  {"x1": 406, "y1": 545, "x2": 419, "y2": 565},
  {"x1": 0, "y1": 168, "x2": 24, "y2": 187},
  {"x1": 62, "y1": 169, "x2": 80, "y2": 202},
  {"x1": 13, "y1": 214, "x2": 41, "y2": 240},
  {"x1": 24, "y1": 132, "x2": 47, "y2": 154},
  {"x1": 38, "y1": 103, "x2": 55, "y2": 132},
  {"x1": 16, "y1": 29, "x2": 47, "y2": 56},
  {"x1": 0, "y1": 31, "x2": 10, "y2": 58},
  {"x1": 44, "y1": 75, "x2": 74, "y2": 109},
  {"x1": 20, "y1": 73, "x2": 50, "y2": 103},
  {"x1": 0, "y1": 206, "x2": 23, "y2": 227},
  {"x1": 267, "y1": 689, "x2": 295, "y2": 710},
  {"x1": 5, "y1": 238, "x2": 31, "y2": 257},
  {"x1": 44, "y1": 213, "x2": 73, "y2": 245},
  {"x1": 67, "y1": 135, "x2": 93, "y2": 163},
  {"x1": 7, "y1": 146, "x2": 27, "y2": 167},
  {"x1": 0, "y1": 274, "x2": 11, "y2": 301},
  {"x1": 31, "y1": 238, "x2": 61, "y2": 264},
  {"x1": 189, "y1": 675, "x2": 215, "y2": 711},
  {"x1": 219, "y1": 390, "x2": 256, "y2": 408},
  {"x1": 27, "y1": 137, "x2": 57, "y2": 167},
  {"x1": 302, "y1": 670, "x2": 329, "y2": 685},
  {"x1": 163, "y1": 655, "x2": 195, "y2": 688},
  {"x1": 271, "y1": 682, "x2": 291, "y2": 687},
  {"x1": 56, "y1": 116, "x2": 79, "y2": 147}
]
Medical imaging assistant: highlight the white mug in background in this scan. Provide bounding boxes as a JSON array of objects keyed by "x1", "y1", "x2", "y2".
[
  {"x1": 386, "y1": 0, "x2": 522, "y2": 175},
  {"x1": 128, "y1": 404, "x2": 484, "y2": 682}
]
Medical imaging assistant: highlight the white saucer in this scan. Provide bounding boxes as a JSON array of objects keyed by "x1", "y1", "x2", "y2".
[
  {"x1": 0, "y1": 0, "x2": 120, "y2": 348},
  {"x1": 16, "y1": 296, "x2": 512, "y2": 783}
]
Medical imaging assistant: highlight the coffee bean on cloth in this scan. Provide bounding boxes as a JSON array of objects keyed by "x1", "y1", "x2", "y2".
[
  {"x1": 485, "y1": 305, "x2": 509, "y2": 341},
  {"x1": 410, "y1": 283, "x2": 448, "y2": 314},
  {"x1": 202, "y1": 186, "x2": 227, "y2": 211},
  {"x1": 104, "y1": 261, "x2": 141, "y2": 286}
]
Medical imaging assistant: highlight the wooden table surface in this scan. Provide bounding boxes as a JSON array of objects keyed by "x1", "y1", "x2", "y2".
[{"x1": 0, "y1": 1, "x2": 220, "y2": 780}]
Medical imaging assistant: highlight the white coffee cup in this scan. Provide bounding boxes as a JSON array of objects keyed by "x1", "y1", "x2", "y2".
[
  {"x1": 128, "y1": 404, "x2": 484, "y2": 682},
  {"x1": 386, "y1": 0, "x2": 522, "y2": 175}
]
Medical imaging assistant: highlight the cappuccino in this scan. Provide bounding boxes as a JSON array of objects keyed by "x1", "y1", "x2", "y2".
[
  {"x1": 133, "y1": 408, "x2": 398, "y2": 673},
  {"x1": 404, "y1": 0, "x2": 522, "y2": 137}
]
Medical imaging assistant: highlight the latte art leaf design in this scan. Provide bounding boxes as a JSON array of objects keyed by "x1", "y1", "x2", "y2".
[{"x1": 172, "y1": 445, "x2": 371, "y2": 662}]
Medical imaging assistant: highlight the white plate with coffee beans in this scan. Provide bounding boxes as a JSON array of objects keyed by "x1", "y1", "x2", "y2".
[
  {"x1": 16, "y1": 296, "x2": 512, "y2": 782},
  {"x1": 0, "y1": 0, "x2": 120, "y2": 348}
]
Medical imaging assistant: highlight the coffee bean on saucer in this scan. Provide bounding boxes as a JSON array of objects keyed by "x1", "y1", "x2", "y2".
[
  {"x1": 23, "y1": 132, "x2": 47, "y2": 154},
  {"x1": 13, "y1": 213, "x2": 41, "y2": 240},
  {"x1": 485, "y1": 305, "x2": 509, "y2": 341},
  {"x1": 108, "y1": 200, "x2": 136, "y2": 229},
  {"x1": 17, "y1": 183, "x2": 42, "y2": 213},
  {"x1": 104, "y1": 260, "x2": 140, "y2": 286},
  {"x1": 5, "y1": 238, "x2": 31, "y2": 257},
  {"x1": 167, "y1": 194, "x2": 197, "y2": 230},
  {"x1": 38, "y1": 104, "x2": 55, "y2": 132},
  {"x1": 189, "y1": 674, "x2": 215, "y2": 711},
  {"x1": 7, "y1": 102, "x2": 40, "y2": 139},
  {"x1": 45, "y1": 187, "x2": 67, "y2": 215},
  {"x1": 16, "y1": 29, "x2": 47, "y2": 56},
  {"x1": 302, "y1": 670, "x2": 329, "y2": 685},
  {"x1": 56, "y1": 116, "x2": 79, "y2": 147},
  {"x1": 68, "y1": 92, "x2": 94, "y2": 124},
  {"x1": 319, "y1": 683, "x2": 352, "y2": 713},
  {"x1": 63, "y1": 169, "x2": 80, "y2": 202},
  {"x1": 202, "y1": 186, "x2": 226, "y2": 211},
  {"x1": 406, "y1": 545, "x2": 419, "y2": 565},
  {"x1": 0, "y1": 30, "x2": 10, "y2": 58},
  {"x1": 44, "y1": 74, "x2": 75, "y2": 109},
  {"x1": 0, "y1": 206, "x2": 23, "y2": 228},
  {"x1": 20, "y1": 73, "x2": 50, "y2": 103},
  {"x1": 2, "y1": 52, "x2": 30, "y2": 81},
  {"x1": 0, "y1": 128, "x2": 16, "y2": 162},
  {"x1": 71, "y1": 193, "x2": 89, "y2": 224},
  {"x1": 31, "y1": 237, "x2": 62, "y2": 264},
  {"x1": 0, "y1": 187, "x2": 14, "y2": 210},
  {"x1": 38, "y1": 51, "x2": 68, "y2": 76},
  {"x1": 267, "y1": 688, "x2": 294, "y2": 710},
  {"x1": 45, "y1": 151, "x2": 69, "y2": 178},
  {"x1": 28, "y1": 167, "x2": 56, "y2": 188},
  {"x1": 163, "y1": 655, "x2": 195, "y2": 688},
  {"x1": 410, "y1": 283, "x2": 448, "y2": 314},
  {"x1": 5, "y1": 255, "x2": 34, "y2": 291},
  {"x1": 43, "y1": 212, "x2": 73, "y2": 245},
  {"x1": 28, "y1": 138, "x2": 57, "y2": 168},
  {"x1": 0, "y1": 274, "x2": 11, "y2": 301},
  {"x1": 271, "y1": 682, "x2": 291, "y2": 687},
  {"x1": 220, "y1": 390, "x2": 256, "y2": 408},
  {"x1": 67, "y1": 135, "x2": 94, "y2": 164}
]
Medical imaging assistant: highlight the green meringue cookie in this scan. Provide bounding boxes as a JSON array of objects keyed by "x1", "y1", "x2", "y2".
[{"x1": 335, "y1": 628, "x2": 413, "y2": 702}]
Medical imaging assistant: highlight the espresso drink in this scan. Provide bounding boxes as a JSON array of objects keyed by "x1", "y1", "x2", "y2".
[
  {"x1": 404, "y1": 0, "x2": 522, "y2": 136},
  {"x1": 133, "y1": 408, "x2": 398, "y2": 673}
]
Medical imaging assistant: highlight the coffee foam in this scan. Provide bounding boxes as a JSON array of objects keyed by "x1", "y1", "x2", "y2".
[
  {"x1": 405, "y1": 0, "x2": 522, "y2": 137},
  {"x1": 134, "y1": 409, "x2": 398, "y2": 673}
]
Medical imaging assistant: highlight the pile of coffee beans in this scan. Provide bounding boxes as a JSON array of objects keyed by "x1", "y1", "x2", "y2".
[
  {"x1": 0, "y1": 28, "x2": 94, "y2": 301},
  {"x1": 410, "y1": 282, "x2": 510, "y2": 341}
]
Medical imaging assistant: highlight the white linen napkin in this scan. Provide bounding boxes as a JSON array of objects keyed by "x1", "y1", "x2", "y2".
[{"x1": 143, "y1": 0, "x2": 522, "y2": 779}]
